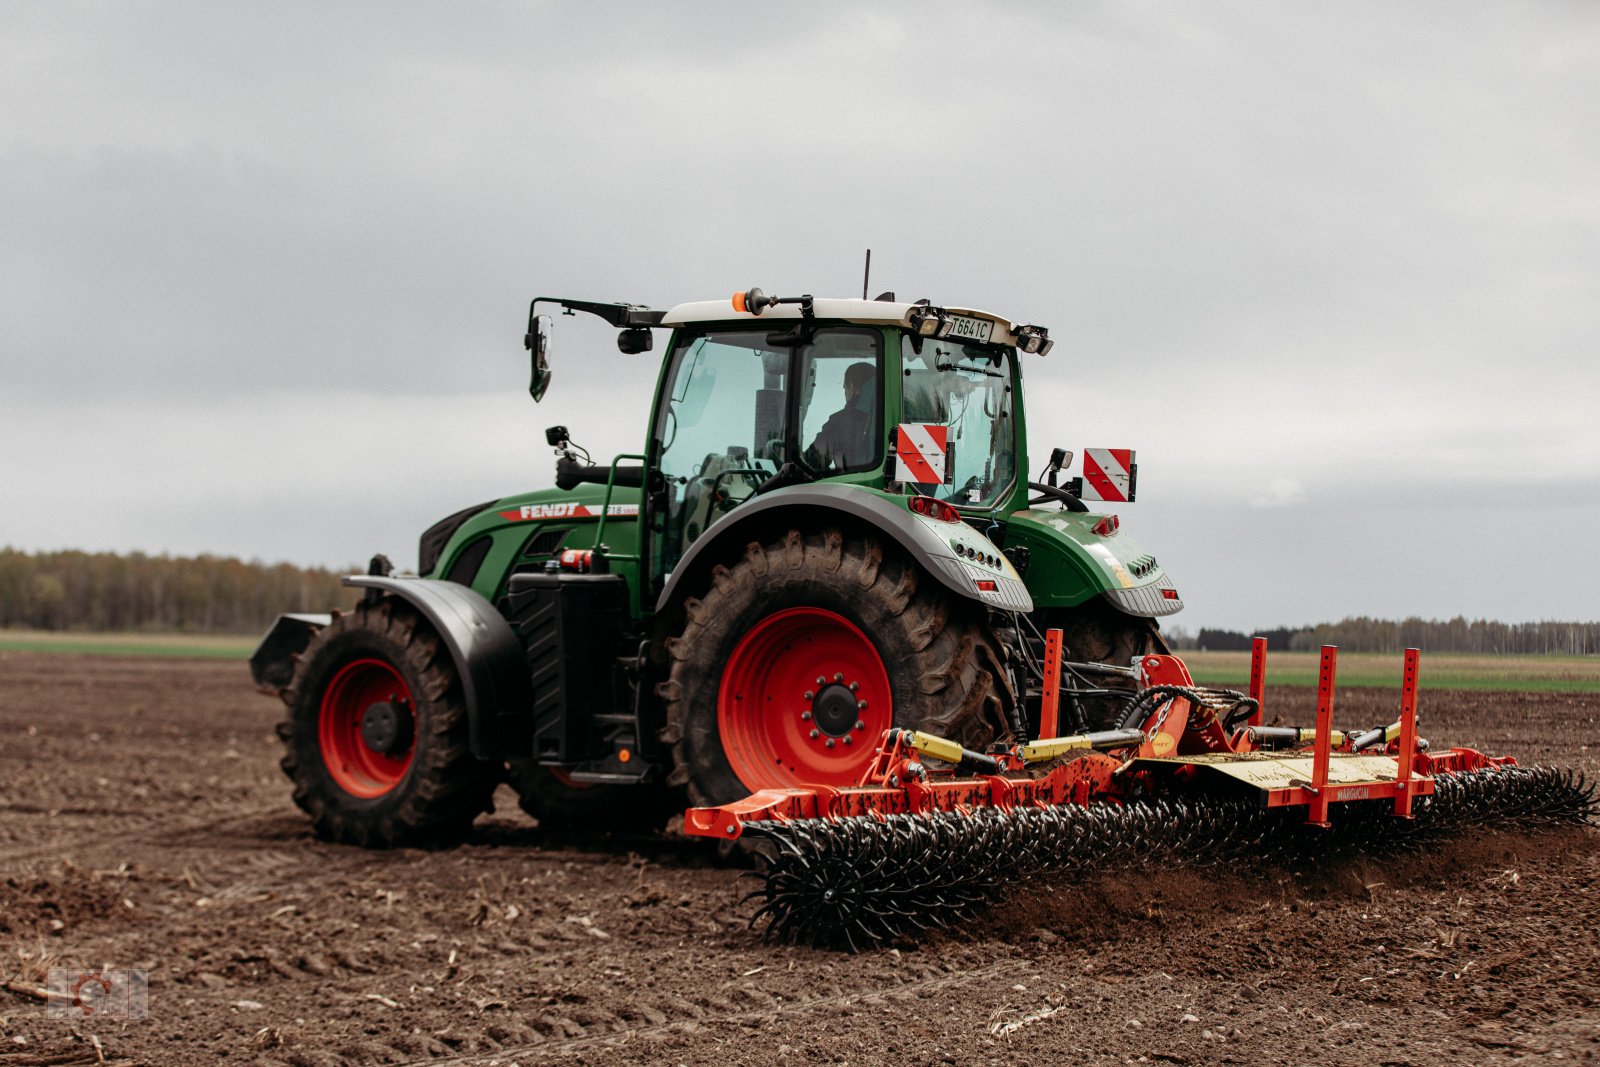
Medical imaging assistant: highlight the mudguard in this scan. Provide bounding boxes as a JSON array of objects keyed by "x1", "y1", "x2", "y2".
[
  {"x1": 1003, "y1": 507, "x2": 1183, "y2": 616},
  {"x1": 656, "y1": 484, "x2": 1033, "y2": 615},
  {"x1": 343, "y1": 575, "x2": 534, "y2": 760}
]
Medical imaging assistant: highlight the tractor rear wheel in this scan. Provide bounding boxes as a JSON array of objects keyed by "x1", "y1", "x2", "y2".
[
  {"x1": 277, "y1": 597, "x2": 496, "y2": 847},
  {"x1": 661, "y1": 528, "x2": 1014, "y2": 807}
]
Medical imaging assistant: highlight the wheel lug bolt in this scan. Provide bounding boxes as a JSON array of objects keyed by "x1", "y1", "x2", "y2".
[
  {"x1": 857, "y1": 700, "x2": 868, "y2": 710},
  {"x1": 855, "y1": 720, "x2": 865, "y2": 730},
  {"x1": 801, "y1": 711, "x2": 812, "y2": 721},
  {"x1": 849, "y1": 681, "x2": 859, "y2": 692},
  {"x1": 843, "y1": 736, "x2": 853, "y2": 745},
  {"x1": 816, "y1": 676, "x2": 826, "y2": 686},
  {"x1": 809, "y1": 729, "x2": 820, "y2": 739},
  {"x1": 833, "y1": 673, "x2": 843, "y2": 682},
  {"x1": 804, "y1": 690, "x2": 814, "y2": 700},
  {"x1": 826, "y1": 738, "x2": 836, "y2": 748}
]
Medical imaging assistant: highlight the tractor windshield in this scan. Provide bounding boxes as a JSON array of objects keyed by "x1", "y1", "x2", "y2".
[{"x1": 900, "y1": 336, "x2": 1016, "y2": 506}]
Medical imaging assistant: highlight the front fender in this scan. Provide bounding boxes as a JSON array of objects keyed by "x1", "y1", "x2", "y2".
[
  {"x1": 250, "y1": 613, "x2": 334, "y2": 694},
  {"x1": 343, "y1": 575, "x2": 534, "y2": 760},
  {"x1": 656, "y1": 485, "x2": 1033, "y2": 615},
  {"x1": 1003, "y1": 507, "x2": 1183, "y2": 616}
]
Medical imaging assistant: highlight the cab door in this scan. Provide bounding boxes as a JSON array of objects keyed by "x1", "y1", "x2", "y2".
[{"x1": 644, "y1": 324, "x2": 885, "y2": 598}]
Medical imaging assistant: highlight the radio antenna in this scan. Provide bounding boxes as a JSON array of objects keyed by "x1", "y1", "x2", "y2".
[{"x1": 862, "y1": 249, "x2": 871, "y2": 300}]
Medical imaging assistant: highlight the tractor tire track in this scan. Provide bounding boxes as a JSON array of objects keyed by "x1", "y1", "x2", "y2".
[{"x1": 390, "y1": 959, "x2": 1036, "y2": 1066}]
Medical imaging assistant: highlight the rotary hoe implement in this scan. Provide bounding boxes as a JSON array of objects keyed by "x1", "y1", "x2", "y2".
[
  {"x1": 687, "y1": 640, "x2": 1595, "y2": 949},
  {"x1": 252, "y1": 283, "x2": 1596, "y2": 950}
]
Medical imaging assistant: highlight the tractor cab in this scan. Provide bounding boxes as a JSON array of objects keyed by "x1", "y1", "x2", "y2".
[{"x1": 527, "y1": 290, "x2": 1047, "y2": 598}]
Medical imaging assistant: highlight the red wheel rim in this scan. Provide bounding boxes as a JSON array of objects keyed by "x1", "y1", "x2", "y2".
[
  {"x1": 718, "y1": 607, "x2": 892, "y2": 792},
  {"x1": 317, "y1": 658, "x2": 416, "y2": 798}
]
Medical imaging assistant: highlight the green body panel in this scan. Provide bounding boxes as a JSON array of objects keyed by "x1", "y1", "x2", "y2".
[
  {"x1": 426, "y1": 482, "x2": 645, "y2": 608},
  {"x1": 1003, "y1": 507, "x2": 1169, "y2": 608},
  {"x1": 425, "y1": 319, "x2": 1168, "y2": 623}
]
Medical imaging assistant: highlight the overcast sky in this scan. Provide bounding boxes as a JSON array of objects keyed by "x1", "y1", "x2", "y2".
[{"x1": 3, "y1": 2, "x2": 1597, "y2": 633}]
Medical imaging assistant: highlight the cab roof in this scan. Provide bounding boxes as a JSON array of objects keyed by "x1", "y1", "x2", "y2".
[{"x1": 661, "y1": 297, "x2": 1036, "y2": 349}]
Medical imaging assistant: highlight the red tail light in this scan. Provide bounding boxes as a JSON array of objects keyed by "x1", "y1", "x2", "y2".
[
  {"x1": 1161, "y1": 588, "x2": 1179, "y2": 600},
  {"x1": 1091, "y1": 514, "x2": 1120, "y2": 537},
  {"x1": 908, "y1": 496, "x2": 961, "y2": 523},
  {"x1": 975, "y1": 579, "x2": 998, "y2": 592}
]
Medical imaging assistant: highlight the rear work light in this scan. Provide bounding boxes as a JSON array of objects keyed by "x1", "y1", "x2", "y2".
[
  {"x1": 908, "y1": 495, "x2": 962, "y2": 523},
  {"x1": 1013, "y1": 325, "x2": 1054, "y2": 356}
]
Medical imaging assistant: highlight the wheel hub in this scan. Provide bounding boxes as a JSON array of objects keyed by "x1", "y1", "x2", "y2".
[
  {"x1": 717, "y1": 607, "x2": 892, "y2": 792},
  {"x1": 810, "y1": 682, "x2": 861, "y2": 738},
  {"x1": 361, "y1": 699, "x2": 413, "y2": 756}
]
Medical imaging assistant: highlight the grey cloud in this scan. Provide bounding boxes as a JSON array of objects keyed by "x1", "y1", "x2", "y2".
[{"x1": 3, "y1": 2, "x2": 1597, "y2": 630}]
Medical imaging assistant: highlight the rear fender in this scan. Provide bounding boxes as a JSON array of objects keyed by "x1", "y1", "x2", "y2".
[
  {"x1": 342, "y1": 576, "x2": 534, "y2": 760},
  {"x1": 656, "y1": 485, "x2": 1033, "y2": 615}
]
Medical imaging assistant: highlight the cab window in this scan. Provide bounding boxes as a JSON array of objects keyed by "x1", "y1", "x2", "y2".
[{"x1": 900, "y1": 335, "x2": 1016, "y2": 506}]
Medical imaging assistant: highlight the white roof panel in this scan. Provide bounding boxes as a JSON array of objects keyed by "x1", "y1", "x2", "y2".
[{"x1": 660, "y1": 296, "x2": 1029, "y2": 346}]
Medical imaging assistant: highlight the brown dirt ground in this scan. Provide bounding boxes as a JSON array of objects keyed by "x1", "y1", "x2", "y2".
[{"x1": 0, "y1": 651, "x2": 1595, "y2": 1066}]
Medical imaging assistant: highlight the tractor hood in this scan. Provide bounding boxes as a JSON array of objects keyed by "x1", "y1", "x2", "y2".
[{"x1": 1004, "y1": 507, "x2": 1183, "y2": 617}]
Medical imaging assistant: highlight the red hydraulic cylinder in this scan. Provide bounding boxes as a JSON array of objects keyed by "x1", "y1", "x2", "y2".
[
  {"x1": 1247, "y1": 636, "x2": 1267, "y2": 728},
  {"x1": 1394, "y1": 647, "x2": 1421, "y2": 818},
  {"x1": 1039, "y1": 628, "x2": 1064, "y2": 740},
  {"x1": 1308, "y1": 645, "x2": 1338, "y2": 827}
]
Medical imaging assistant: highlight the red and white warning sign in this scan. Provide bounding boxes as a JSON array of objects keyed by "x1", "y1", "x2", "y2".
[
  {"x1": 1082, "y1": 448, "x2": 1136, "y2": 502},
  {"x1": 894, "y1": 423, "x2": 950, "y2": 484}
]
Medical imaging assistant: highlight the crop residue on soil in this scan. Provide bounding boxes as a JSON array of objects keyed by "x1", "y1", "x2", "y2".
[{"x1": 0, "y1": 651, "x2": 1596, "y2": 1065}]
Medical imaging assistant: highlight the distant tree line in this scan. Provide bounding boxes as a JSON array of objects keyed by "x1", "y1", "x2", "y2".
[
  {"x1": 1176, "y1": 617, "x2": 1600, "y2": 656},
  {"x1": 0, "y1": 548, "x2": 354, "y2": 634}
]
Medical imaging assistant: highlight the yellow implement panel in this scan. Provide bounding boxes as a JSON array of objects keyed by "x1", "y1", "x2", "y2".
[{"x1": 1135, "y1": 753, "x2": 1402, "y2": 791}]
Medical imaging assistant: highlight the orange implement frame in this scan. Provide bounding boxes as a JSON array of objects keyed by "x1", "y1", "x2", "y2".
[
  {"x1": 1307, "y1": 645, "x2": 1338, "y2": 827},
  {"x1": 1394, "y1": 647, "x2": 1422, "y2": 818},
  {"x1": 1039, "y1": 628, "x2": 1064, "y2": 740},
  {"x1": 1247, "y1": 636, "x2": 1267, "y2": 728}
]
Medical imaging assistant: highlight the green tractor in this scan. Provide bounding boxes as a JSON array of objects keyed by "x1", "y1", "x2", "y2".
[{"x1": 251, "y1": 288, "x2": 1182, "y2": 846}]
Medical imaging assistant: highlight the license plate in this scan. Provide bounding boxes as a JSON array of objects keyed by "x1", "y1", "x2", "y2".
[{"x1": 944, "y1": 315, "x2": 992, "y2": 343}]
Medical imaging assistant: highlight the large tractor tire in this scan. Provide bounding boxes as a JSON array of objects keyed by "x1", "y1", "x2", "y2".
[
  {"x1": 277, "y1": 597, "x2": 497, "y2": 848},
  {"x1": 660, "y1": 528, "x2": 1014, "y2": 807},
  {"x1": 503, "y1": 760, "x2": 670, "y2": 834},
  {"x1": 1047, "y1": 598, "x2": 1170, "y2": 731}
]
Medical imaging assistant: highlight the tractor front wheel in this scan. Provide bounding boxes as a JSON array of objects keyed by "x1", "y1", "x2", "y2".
[
  {"x1": 278, "y1": 597, "x2": 496, "y2": 847},
  {"x1": 661, "y1": 528, "x2": 1014, "y2": 807}
]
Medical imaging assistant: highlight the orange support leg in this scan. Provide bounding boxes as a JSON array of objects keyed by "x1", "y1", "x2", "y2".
[
  {"x1": 1247, "y1": 636, "x2": 1267, "y2": 728},
  {"x1": 1393, "y1": 647, "x2": 1420, "y2": 818},
  {"x1": 1039, "y1": 628, "x2": 1064, "y2": 740},
  {"x1": 1308, "y1": 645, "x2": 1338, "y2": 827}
]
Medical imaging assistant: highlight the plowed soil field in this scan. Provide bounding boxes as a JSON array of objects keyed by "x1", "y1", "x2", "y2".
[{"x1": 1, "y1": 651, "x2": 1595, "y2": 1066}]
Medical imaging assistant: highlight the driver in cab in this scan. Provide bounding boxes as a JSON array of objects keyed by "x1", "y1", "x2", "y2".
[{"x1": 807, "y1": 362, "x2": 877, "y2": 471}]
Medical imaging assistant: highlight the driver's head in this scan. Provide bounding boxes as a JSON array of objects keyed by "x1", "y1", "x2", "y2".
[{"x1": 843, "y1": 362, "x2": 875, "y2": 404}]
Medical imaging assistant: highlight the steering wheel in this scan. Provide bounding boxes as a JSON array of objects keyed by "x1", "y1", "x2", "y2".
[{"x1": 1027, "y1": 481, "x2": 1089, "y2": 512}]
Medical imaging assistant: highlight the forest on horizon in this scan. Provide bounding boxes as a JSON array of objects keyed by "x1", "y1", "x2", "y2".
[{"x1": 1, "y1": 548, "x2": 1595, "y2": 654}]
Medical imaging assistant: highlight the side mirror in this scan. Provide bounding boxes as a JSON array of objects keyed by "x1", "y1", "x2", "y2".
[
  {"x1": 526, "y1": 318, "x2": 551, "y2": 402},
  {"x1": 617, "y1": 328, "x2": 653, "y2": 355}
]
